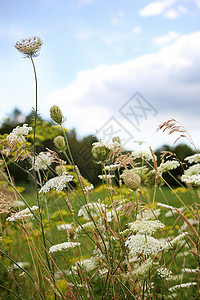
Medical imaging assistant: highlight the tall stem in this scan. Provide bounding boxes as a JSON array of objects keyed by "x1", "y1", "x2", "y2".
[{"x1": 30, "y1": 55, "x2": 38, "y2": 153}]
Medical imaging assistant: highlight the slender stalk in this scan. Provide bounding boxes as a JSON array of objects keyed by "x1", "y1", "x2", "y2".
[{"x1": 30, "y1": 55, "x2": 38, "y2": 153}]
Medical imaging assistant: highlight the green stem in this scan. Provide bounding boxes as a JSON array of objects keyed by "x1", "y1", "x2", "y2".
[
  {"x1": 30, "y1": 55, "x2": 38, "y2": 153},
  {"x1": 0, "y1": 284, "x2": 24, "y2": 300}
]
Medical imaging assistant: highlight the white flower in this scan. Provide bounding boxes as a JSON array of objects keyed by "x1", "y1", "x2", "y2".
[
  {"x1": 83, "y1": 184, "x2": 94, "y2": 192},
  {"x1": 127, "y1": 219, "x2": 165, "y2": 235},
  {"x1": 92, "y1": 140, "x2": 120, "y2": 150},
  {"x1": 157, "y1": 160, "x2": 180, "y2": 174},
  {"x1": 98, "y1": 174, "x2": 115, "y2": 180},
  {"x1": 104, "y1": 164, "x2": 120, "y2": 171},
  {"x1": 32, "y1": 152, "x2": 54, "y2": 171},
  {"x1": 78, "y1": 202, "x2": 106, "y2": 220},
  {"x1": 140, "y1": 209, "x2": 161, "y2": 220},
  {"x1": 77, "y1": 257, "x2": 98, "y2": 272},
  {"x1": 131, "y1": 258, "x2": 153, "y2": 279},
  {"x1": 39, "y1": 172, "x2": 73, "y2": 193},
  {"x1": 6, "y1": 206, "x2": 38, "y2": 222},
  {"x1": 6, "y1": 124, "x2": 32, "y2": 143},
  {"x1": 132, "y1": 150, "x2": 156, "y2": 161},
  {"x1": 49, "y1": 242, "x2": 80, "y2": 253},
  {"x1": 76, "y1": 222, "x2": 94, "y2": 232},
  {"x1": 181, "y1": 174, "x2": 200, "y2": 186},
  {"x1": 169, "y1": 282, "x2": 197, "y2": 291},
  {"x1": 57, "y1": 224, "x2": 73, "y2": 231},
  {"x1": 185, "y1": 154, "x2": 200, "y2": 164},
  {"x1": 184, "y1": 164, "x2": 200, "y2": 176},
  {"x1": 183, "y1": 268, "x2": 199, "y2": 274},
  {"x1": 157, "y1": 267, "x2": 172, "y2": 279},
  {"x1": 125, "y1": 234, "x2": 164, "y2": 257},
  {"x1": 163, "y1": 232, "x2": 188, "y2": 250},
  {"x1": 14, "y1": 36, "x2": 43, "y2": 58},
  {"x1": 157, "y1": 203, "x2": 176, "y2": 210}
]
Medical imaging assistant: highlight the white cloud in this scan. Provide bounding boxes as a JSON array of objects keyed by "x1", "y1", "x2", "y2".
[
  {"x1": 133, "y1": 26, "x2": 142, "y2": 34},
  {"x1": 154, "y1": 31, "x2": 179, "y2": 46},
  {"x1": 164, "y1": 8, "x2": 179, "y2": 18},
  {"x1": 46, "y1": 32, "x2": 200, "y2": 148},
  {"x1": 139, "y1": 0, "x2": 178, "y2": 17},
  {"x1": 195, "y1": 0, "x2": 200, "y2": 8}
]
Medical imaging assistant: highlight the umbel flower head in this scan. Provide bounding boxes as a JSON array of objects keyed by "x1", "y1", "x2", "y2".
[
  {"x1": 50, "y1": 105, "x2": 64, "y2": 125},
  {"x1": 14, "y1": 36, "x2": 43, "y2": 58},
  {"x1": 121, "y1": 169, "x2": 141, "y2": 190}
]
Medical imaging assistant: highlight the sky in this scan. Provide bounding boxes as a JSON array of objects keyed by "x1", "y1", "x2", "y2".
[{"x1": 0, "y1": 0, "x2": 200, "y2": 151}]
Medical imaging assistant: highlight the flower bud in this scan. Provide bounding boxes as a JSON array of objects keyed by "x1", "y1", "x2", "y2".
[
  {"x1": 145, "y1": 170, "x2": 163, "y2": 187},
  {"x1": 121, "y1": 169, "x2": 141, "y2": 190},
  {"x1": 50, "y1": 105, "x2": 63, "y2": 125},
  {"x1": 53, "y1": 135, "x2": 66, "y2": 151}
]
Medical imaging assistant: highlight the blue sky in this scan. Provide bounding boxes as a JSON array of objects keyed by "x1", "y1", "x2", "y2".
[{"x1": 1, "y1": 0, "x2": 200, "y2": 150}]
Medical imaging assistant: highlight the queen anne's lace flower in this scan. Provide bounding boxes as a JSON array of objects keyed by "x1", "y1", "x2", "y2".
[
  {"x1": 157, "y1": 160, "x2": 180, "y2": 174},
  {"x1": 78, "y1": 202, "x2": 106, "y2": 220},
  {"x1": 184, "y1": 164, "x2": 200, "y2": 176},
  {"x1": 181, "y1": 174, "x2": 200, "y2": 186},
  {"x1": 6, "y1": 124, "x2": 32, "y2": 143},
  {"x1": 125, "y1": 234, "x2": 163, "y2": 258},
  {"x1": 121, "y1": 169, "x2": 141, "y2": 190},
  {"x1": 6, "y1": 206, "x2": 38, "y2": 221},
  {"x1": 14, "y1": 36, "x2": 43, "y2": 58},
  {"x1": 39, "y1": 172, "x2": 73, "y2": 193},
  {"x1": 127, "y1": 219, "x2": 165, "y2": 235},
  {"x1": 132, "y1": 150, "x2": 156, "y2": 161},
  {"x1": 185, "y1": 154, "x2": 200, "y2": 164},
  {"x1": 49, "y1": 242, "x2": 80, "y2": 253},
  {"x1": 157, "y1": 267, "x2": 172, "y2": 279},
  {"x1": 57, "y1": 224, "x2": 73, "y2": 231},
  {"x1": 32, "y1": 152, "x2": 54, "y2": 171},
  {"x1": 131, "y1": 258, "x2": 153, "y2": 279},
  {"x1": 92, "y1": 140, "x2": 120, "y2": 162}
]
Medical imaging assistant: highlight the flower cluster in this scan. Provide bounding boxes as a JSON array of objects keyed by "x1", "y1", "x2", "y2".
[
  {"x1": 157, "y1": 267, "x2": 172, "y2": 279},
  {"x1": 185, "y1": 154, "x2": 200, "y2": 164},
  {"x1": 132, "y1": 149, "x2": 156, "y2": 161},
  {"x1": 6, "y1": 124, "x2": 32, "y2": 144},
  {"x1": 78, "y1": 202, "x2": 106, "y2": 220},
  {"x1": 127, "y1": 219, "x2": 165, "y2": 235},
  {"x1": 125, "y1": 234, "x2": 164, "y2": 258},
  {"x1": 14, "y1": 36, "x2": 43, "y2": 58},
  {"x1": 39, "y1": 172, "x2": 73, "y2": 193},
  {"x1": 6, "y1": 206, "x2": 38, "y2": 222},
  {"x1": 32, "y1": 152, "x2": 54, "y2": 172},
  {"x1": 49, "y1": 242, "x2": 80, "y2": 253},
  {"x1": 157, "y1": 160, "x2": 180, "y2": 174}
]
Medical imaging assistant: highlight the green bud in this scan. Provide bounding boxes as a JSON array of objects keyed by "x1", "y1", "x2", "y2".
[
  {"x1": 50, "y1": 105, "x2": 63, "y2": 125},
  {"x1": 53, "y1": 135, "x2": 66, "y2": 151},
  {"x1": 121, "y1": 169, "x2": 141, "y2": 190},
  {"x1": 145, "y1": 170, "x2": 163, "y2": 187}
]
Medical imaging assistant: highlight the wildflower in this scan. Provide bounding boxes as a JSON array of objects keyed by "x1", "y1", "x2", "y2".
[
  {"x1": 53, "y1": 135, "x2": 66, "y2": 151},
  {"x1": 121, "y1": 169, "x2": 141, "y2": 190},
  {"x1": 157, "y1": 160, "x2": 180, "y2": 174},
  {"x1": 76, "y1": 222, "x2": 94, "y2": 232},
  {"x1": 6, "y1": 206, "x2": 38, "y2": 221},
  {"x1": 14, "y1": 36, "x2": 43, "y2": 58},
  {"x1": 98, "y1": 174, "x2": 115, "y2": 180},
  {"x1": 57, "y1": 223, "x2": 73, "y2": 231},
  {"x1": 169, "y1": 282, "x2": 197, "y2": 291},
  {"x1": 49, "y1": 242, "x2": 80, "y2": 253},
  {"x1": 140, "y1": 209, "x2": 161, "y2": 220},
  {"x1": 32, "y1": 152, "x2": 54, "y2": 172},
  {"x1": 83, "y1": 184, "x2": 94, "y2": 193},
  {"x1": 125, "y1": 234, "x2": 164, "y2": 258},
  {"x1": 132, "y1": 149, "x2": 156, "y2": 161},
  {"x1": 39, "y1": 172, "x2": 73, "y2": 193},
  {"x1": 184, "y1": 164, "x2": 200, "y2": 176},
  {"x1": 50, "y1": 105, "x2": 64, "y2": 125},
  {"x1": 183, "y1": 268, "x2": 199, "y2": 274},
  {"x1": 6, "y1": 124, "x2": 32, "y2": 143},
  {"x1": 78, "y1": 202, "x2": 106, "y2": 220},
  {"x1": 157, "y1": 267, "x2": 172, "y2": 279},
  {"x1": 76, "y1": 257, "x2": 98, "y2": 272},
  {"x1": 127, "y1": 219, "x2": 165, "y2": 235},
  {"x1": 55, "y1": 164, "x2": 66, "y2": 175},
  {"x1": 185, "y1": 154, "x2": 200, "y2": 164},
  {"x1": 131, "y1": 258, "x2": 153, "y2": 279},
  {"x1": 181, "y1": 174, "x2": 200, "y2": 186},
  {"x1": 92, "y1": 140, "x2": 119, "y2": 162},
  {"x1": 104, "y1": 164, "x2": 120, "y2": 171}
]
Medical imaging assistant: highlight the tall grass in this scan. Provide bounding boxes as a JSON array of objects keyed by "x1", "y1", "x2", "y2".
[{"x1": 0, "y1": 36, "x2": 200, "y2": 300}]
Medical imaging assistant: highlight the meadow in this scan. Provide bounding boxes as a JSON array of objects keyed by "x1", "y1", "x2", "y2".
[{"x1": 0, "y1": 36, "x2": 200, "y2": 300}]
